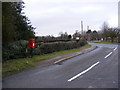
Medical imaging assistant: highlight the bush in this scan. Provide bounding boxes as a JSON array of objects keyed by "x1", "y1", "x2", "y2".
[{"x1": 2, "y1": 40, "x2": 28, "y2": 61}]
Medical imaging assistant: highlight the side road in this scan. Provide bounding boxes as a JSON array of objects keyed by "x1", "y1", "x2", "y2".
[{"x1": 35, "y1": 45, "x2": 97, "y2": 68}]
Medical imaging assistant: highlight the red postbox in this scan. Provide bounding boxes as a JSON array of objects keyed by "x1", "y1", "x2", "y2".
[{"x1": 28, "y1": 38, "x2": 35, "y2": 48}]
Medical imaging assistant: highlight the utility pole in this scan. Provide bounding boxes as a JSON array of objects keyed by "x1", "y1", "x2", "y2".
[
  {"x1": 118, "y1": 1, "x2": 120, "y2": 27},
  {"x1": 118, "y1": 1, "x2": 120, "y2": 43},
  {"x1": 81, "y1": 21, "x2": 83, "y2": 35}
]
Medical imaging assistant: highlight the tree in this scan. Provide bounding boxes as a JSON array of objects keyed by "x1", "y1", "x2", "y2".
[
  {"x1": 93, "y1": 30, "x2": 97, "y2": 34},
  {"x1": 86, "y1": 30, "x2": 92, "y2": 34},
  {"x1": 100, "y1": 22, "x2": 119, "y2": 42},
  {"x1": 59, "y1": 32, "x2": 68, "y2": 39},
  {"x1": 85, "y1": 30, "x2": 92, "y2": 41},
  {"x1": 101, "y1": 22, "x2": 109, "y2": 31},
  {"x1": 2, "y1": 2, "x2": 35, "y2": 46},
  {"x1": 68, "y1": 35, "x2": 72, "y2": 39},
  {"x1": 2, "y1": 2, "x2": 17, "y2": 46},
  {"x1": 13, "y1": 2, "x2": 35, "y2": 40},
  {"x1": 107, "y1": 28, "x2": 118, "y2": 42},
  {"x1": 101, "y1": 22, "x2": 109, "y2": 41},
  {"x1": 92, "y1": 30, "x2": 99, "y2": 40},
  {"x1": 116, "y1": 28, "x2": 120, "y2": 43}
]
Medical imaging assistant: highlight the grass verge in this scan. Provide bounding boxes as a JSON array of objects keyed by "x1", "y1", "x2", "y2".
[
  {"x1": 3, "y1": 44, "x2": 91, "y2": 77},
  {"x1": 89, "y1": 41, "x2": 120, "y2": 44}
]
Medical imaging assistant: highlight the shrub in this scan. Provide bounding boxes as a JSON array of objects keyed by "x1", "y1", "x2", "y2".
[{"x1": 2, "y1": 40, "x2": 28, "y2": 61}]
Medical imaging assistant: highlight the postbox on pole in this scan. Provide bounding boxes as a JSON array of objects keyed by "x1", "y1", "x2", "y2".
[
  {"x1": 28, "y1": 38, "x2": 35, "y2": 48},
  {"x1": 28, "y1": 38, "x2": 35, "y2": 58}
]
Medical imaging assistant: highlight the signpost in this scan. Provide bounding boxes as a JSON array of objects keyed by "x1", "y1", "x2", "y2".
[{"x1": 76, "y1": 37, "x2": 80, "y2": 42}]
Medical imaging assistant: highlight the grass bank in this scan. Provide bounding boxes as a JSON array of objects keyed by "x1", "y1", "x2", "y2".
[
  {"x1": 3, "y1": 44, "x2": 91, "y2": 77},
  {"x1": 89, "y1": 41, "x2": 120, "y2": 44}
]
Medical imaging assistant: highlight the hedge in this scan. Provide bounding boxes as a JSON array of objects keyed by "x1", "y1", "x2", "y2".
[
  {"x1": 2, "y1": 40, "x2": 87, "y2": 61},
  {"x1": 2, "y1": 40, "x2": 28, "y2": 61},
  {"x1": 34, "y1": 40, "x2": 87, "y2": 55}
]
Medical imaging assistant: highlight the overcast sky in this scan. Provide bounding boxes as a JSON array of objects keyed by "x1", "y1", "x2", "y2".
[{"x1": 23, "y1": 0, "x2": 119, "y2": 36}]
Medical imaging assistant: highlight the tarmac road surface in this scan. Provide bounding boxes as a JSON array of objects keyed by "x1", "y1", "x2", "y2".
[{"x1": 3, "y1": 43, "x2": 119, "y2": 88}]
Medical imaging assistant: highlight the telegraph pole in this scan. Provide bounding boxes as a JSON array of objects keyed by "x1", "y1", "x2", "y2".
[
  {"x1": 118, "y1": 1, "x2": 120, "y2": 27},
  {"x1": 118, "y1": 1, "x2": 120, "y2": 43},
  {"x1": 81, "y1": 21, "x2": 83, "y2": 35}
]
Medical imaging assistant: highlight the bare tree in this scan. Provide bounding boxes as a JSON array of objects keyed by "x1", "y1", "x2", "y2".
[{"x1": 101, "y1": 22, "x2": 110, "y2": 41}]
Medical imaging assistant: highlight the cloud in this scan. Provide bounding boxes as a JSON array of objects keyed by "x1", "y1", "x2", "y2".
[
  {"x1": 24, "y1": 0, "x2": 119, "y2": 3},
  {"x1": 71, "y1": 5, "x2": 103, "y2": 14},
  {"x1": 31, "y1": 7, "x2": 64, "y2": 18},
  {"x1": 23, "y1": 0, "x2": 119, "y2": 36},
  {"x1": 108, "y1": 15, "x2": 118, "y2": 27}
]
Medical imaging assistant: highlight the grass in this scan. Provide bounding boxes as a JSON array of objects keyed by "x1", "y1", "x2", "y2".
[
  {"x1": 3, "y1": 44, "x2": 91, "y2": 77},
  {"x1": 89, "y1": 41, "x2": 120, "y2": 44}
]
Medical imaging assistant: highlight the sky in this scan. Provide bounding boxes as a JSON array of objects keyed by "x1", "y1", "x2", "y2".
[{"x1": 23, "y1": 0, "x2": 119, "y2": 37}]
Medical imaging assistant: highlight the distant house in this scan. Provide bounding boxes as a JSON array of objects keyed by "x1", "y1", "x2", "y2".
[{"x1": 85, "y1": 34, "x2": 92, "y2": 41}]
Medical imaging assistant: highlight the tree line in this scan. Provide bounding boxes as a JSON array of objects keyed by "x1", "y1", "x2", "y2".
[
  {"x1": 101, "y1": 22, "x2": 120, "y2": 43},
  {"x1": 55, "y1": 22, "x2": 120, "y2": 43},
  {"x1": 84, "y1": 22, "x2": 120, "y2": 43}
]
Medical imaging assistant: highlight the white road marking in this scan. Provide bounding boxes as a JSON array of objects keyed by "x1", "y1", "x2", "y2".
[
  {"x1": 68, "y1": 62, "x2": 100, "y2": 82},
  {"x1": 104, "y1": 52, "x2": 113, "y2": 59},
  {"x1": 113, "y1": 47, "x2": 117, "y2": 51}
]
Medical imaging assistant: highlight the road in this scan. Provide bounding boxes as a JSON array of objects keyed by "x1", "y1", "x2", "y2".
[{"x1": 3, "y1": 43, "x2": 119, "y2": 88}]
